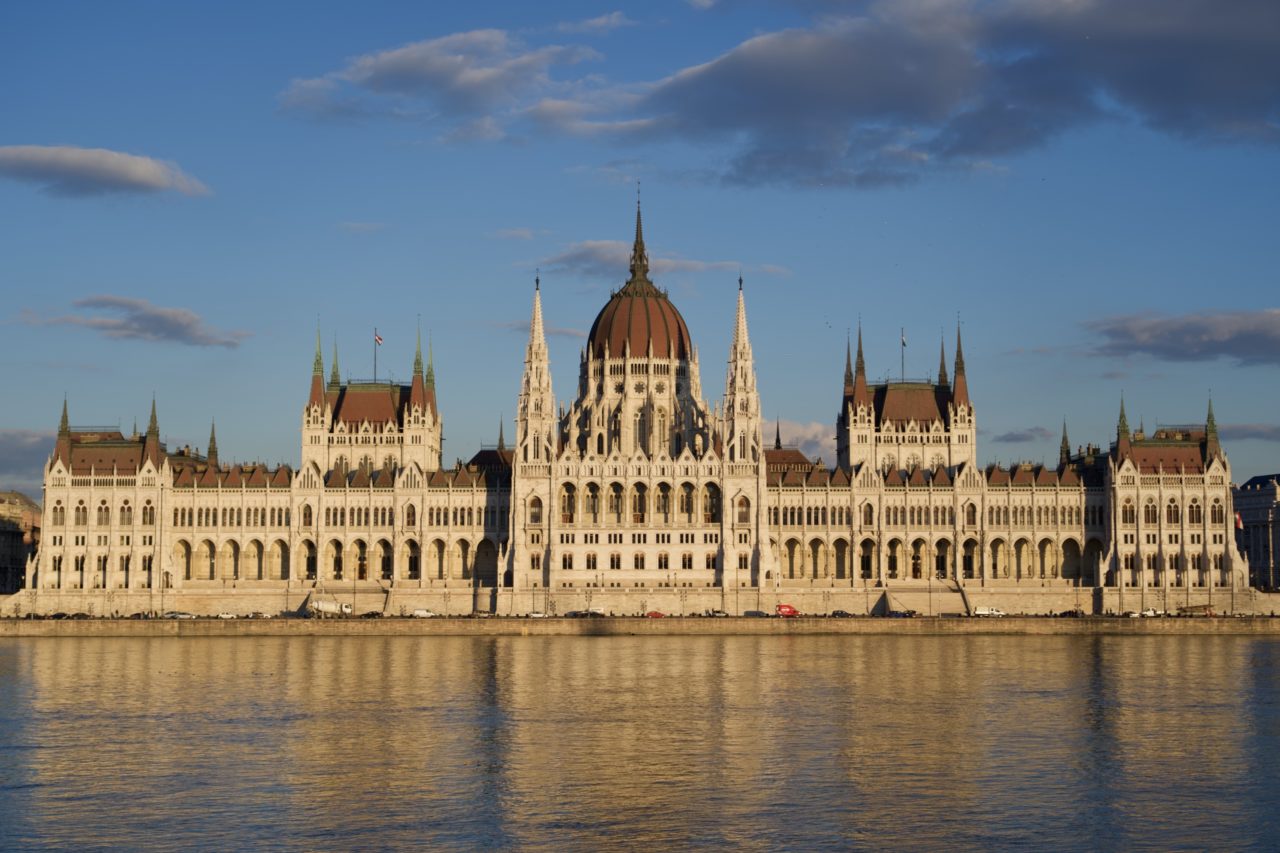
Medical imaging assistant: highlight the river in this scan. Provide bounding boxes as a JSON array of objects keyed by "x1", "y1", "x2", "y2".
[{"x1": 2, "y1": 635, "x2": 1278, "y2": 850}]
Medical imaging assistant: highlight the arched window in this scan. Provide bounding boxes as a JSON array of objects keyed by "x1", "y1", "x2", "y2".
[
  {"x1": 679, "y1": 484, "x2": 695, "y2": 521},
  {"x1": 52, "y1": 501, "x2": 65, "y2": 526},
  {"x1": 405, "y1": 504, "x2": 416, "y2": 527},
  {"x1": 737, "y1": 497, "x2": 751, "y2": 525},
  {"x1": 609, "y1": 484, "x2": 624, "y2": 522},
  {"x1": 703, "y1": 484, "x2": 721, "y2": 524},
  {"x1": 120, "y1": 501, "x2": 133, "y2": 526},
  {"x1": 1166, "y1": 500, "x2": 1181, "y2": 525},
  {"x1": 631, "y1": 484, "x2": 647, "y2": 524},
  {"x1": 1211, "y1": 500, "x2": 1225, "y2": 525},
  {"x1": 1188, "y1": 500, "x2": 1203, "y2": 524},
  {"x1": 864, "y1": 504, "x2": 874, "y2": 526},
  {"x1": 965, "y1": 503, "x2": 977, "y2": 526},
  {"x1": 586, "y1": 484, "x2": 600, "y2": 523},
  {"x1": 529, "y1": 496, "x2": 543, "y2": 526},
  {"x1": 302, "y1": 504, "x2": 313, "y2": 527},
  {"x1": 560, "y1": 484, "x2": 576, "y2": 524},
  {"x1": 97, "y1": 501, "x2": 110, "y2": 527},
  {"x1": 1122, "y1": 501, "x2": 1136, "y2": 525},
  {"x1": 1144, "y1": 501, "x2": 1158, "y2": 525}
]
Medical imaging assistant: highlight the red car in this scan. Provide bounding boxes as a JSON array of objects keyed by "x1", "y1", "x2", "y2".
[
  {"x1": 776, "y1": 604, "x2": 800, "y2": 618},
  {"x1": 645, "y1": 610, "x2": 666, "y2": 618}
]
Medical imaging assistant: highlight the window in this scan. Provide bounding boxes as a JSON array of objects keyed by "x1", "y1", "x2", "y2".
[
  {"x1": 1166, "y1": 500, "x2": 1181, "y2": 525},
  {"x1": 737, "y1": 497, "x2": 750, "y2": 525},
  {"x1": 705, "y1": 553, "x2": 716, "y2": 570},
  {"x1": 96, "y1": 501, "x2": 110, "y2": 527},
  {"x1": 658, "y1": 553, "x2": 669, "y2": 570},
  {"x1": 586, "y1": 553, "x2": 597, "y2": 571},
  {"x1": 562, "y1": 553, "x2": 573, "y2": 571},
  {"x1": 529, "y1": 497, "x2": 543, "y2": 526},
  {"x1": 1188, "y1": 501, "x2": 1203, "y2": 524},
  {"x1": 120, "y1": 502, "x2": 133, "y2": 526},
  {"x1": 561, "y1": 484, "x2": 576, "y2": 524},
  {"x1": 634, "y1": 554, "x2": 645, "y2": 570},
  {"x1": 863, "y1": 504, "x2": 874, "y2": 526},
  {"x1": 1144, "y1": 502, "x2": 1158, "y2": 525},
  {"x1": 610, "y1": 553, "x2": 621, "y2": 570},
  {"x1": 682, "y1": 553, "x2": 693, "y2": 570}
]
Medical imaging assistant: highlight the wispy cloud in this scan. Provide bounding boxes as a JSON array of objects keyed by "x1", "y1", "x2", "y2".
[
  {"x1": 337, "y1": 221, "x2": 387, "y2": 233},
  {"x1": 0, "y1": 145, "x2": 209, "y2": 197},
  {"x1": 1220, "y1": 424, "x2": 1280, "y2": 443},
  {"x1": 776, "y1": 420, "x2": 836, "y2": 466},
  {"x1": 279, "y1": 29, "x2": 600, "y2": 134},
  {"x1": 0, "y1": 429, "x2": 54, "y2": 496},
  {"x1": 992, "y1": 426, "x2": 1054, "y2": 443},
  {"x1": 1087, "y1": 309, "x2": 1280, "y2": 366},
  {"x1": 539, "y1": 239, "x2": 788, "y2": 279},
  {"x1": 497, "y1": 319, "x2": 587, "y2": 339},
  {"x1": 494, "y1": 227, "x2": 535, "y2": 240},
  {"x1": 25, "y1": 296, "x2": 250, "y2": 348},
  {"x1": 556, "y1": 12, "x2": 638, "y2": 35}
]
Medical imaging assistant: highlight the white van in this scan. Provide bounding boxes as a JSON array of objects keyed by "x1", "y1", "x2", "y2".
[{"x1": 973, "y1": 606, "x2": 1006, "y2": 618}]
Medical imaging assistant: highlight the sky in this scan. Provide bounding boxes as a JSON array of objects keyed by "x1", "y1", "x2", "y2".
[{"x1": 2, "y1": 0, "x2": 1279, "y2": 497}]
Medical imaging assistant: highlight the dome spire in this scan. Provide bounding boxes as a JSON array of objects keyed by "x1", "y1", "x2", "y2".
[{"x1": 627, "y1": 191, "x2": 651, "y2": 286}]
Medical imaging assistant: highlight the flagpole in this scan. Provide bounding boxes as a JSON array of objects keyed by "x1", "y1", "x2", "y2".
[
  {"x1": 900, "y1": 327, "x2": 905, "y2": 382},
  {"x1": 373, "y1": 327, "x2": 378, "y2": 383}
]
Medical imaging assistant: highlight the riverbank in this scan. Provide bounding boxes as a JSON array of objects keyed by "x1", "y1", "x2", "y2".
[{"x1": 4, "y1": 615, "x2": 1280, "y2": 637}]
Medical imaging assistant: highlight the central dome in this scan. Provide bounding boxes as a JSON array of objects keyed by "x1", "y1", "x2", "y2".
[{"x1": 585, "y1": 207, "x2": 693, "y2": 360}]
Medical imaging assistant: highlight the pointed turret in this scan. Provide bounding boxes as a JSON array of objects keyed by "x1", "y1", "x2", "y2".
[
  {"x1": 851, "y1": 324, "x2": 871, "y2": 409},
  {"x1": 308, "y1": 327, "x2": 326, "y2": 408},
  {"x1": 937, "y1": 335, "x2": 949, "y2": 387},
  {"x1": 517, "y1": 275, "x2": 555, "y2": 464},
  {"x1": 627, "y1": 200, "x2": 650, "y2": 286},
  {"x1": 952, "y1": 324, "x2": 970, "y2": 408},
  {"x1": 1059, "y1": 420, "x2": 1071, "y2": 468},
  {"x1": 1116, "y1": 395, "x2": 1131, "y2": 458},
  {"x1": 1206, "y1": 397, "x2": 1221, "y2": 459},
  {"x1": 424, "y1": 337, "x2": 438, "y2": 416},
  {"x1": 409, "y1": 325, "x2": 428, "y2": 412},
  {"x1": 498, "y1": 417, "x2": 506, "y2": 452},
  {"x1": 328, "y1": 340, "x2": 341, "y2": 393},
  {"x1": 843, "y1": 335, "x2": 854, "y2": 393},
  {"x1": 774, "y1": 419, "x2": 782, "y2": 450},
  {"x1": 54, "y1": 398, "x2": 72, "y2": 465},
  {"x1": 207, "y1": 421, "x2": 219, "y2": 467},
  {"x1": 144, "y1": 397, "x2": 162, "y2": 467}
]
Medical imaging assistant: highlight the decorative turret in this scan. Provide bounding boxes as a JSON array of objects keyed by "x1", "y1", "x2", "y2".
[
  {"x1": 775, "y1": 419, "x2": 782, "y2": 450},
  {"x1": 308, "y1": 328, "x2": 326, "y2": 409},
  {"x1": 843, "y1": 335, "x2": 854, "y2": 394},
  {"x1": 497, "y1": 417, "x2": 506, "y2": 452},
  {"x1": 1116, "y1": 396, "x2": 1131, "y2": 458},
  {"x1": 937, "y1": 335, "x2": 949, "y2": 387},
  {"x1": 723, "y1": 276, "x2": 762, "y2": 465},
  {"x1": 516, "y1": 276, "x2": 556, "y2": 465},
  {"x1": 54, "y1": 398, "x2": 71, "y2": 465},
  {"x1": 852, "y1": 325, "x2": 871, "y2": 409},
  {"x1": 328, "y1": 340, "x2": 341, "y2": 393},
  {"x1": 1206, "y1": 397, "x2": 1222, "y2": 460},
  {"x1": 1059, "y1": 420, "x2": 1071, "y2": 468},
  {"x1": 952, "y1": 324, "x2": 970, "y2": 408},
  {"x1": 409, "y1": 326, "x2": 428, "y2": 412},
  {"x1": 207, "y1": 421, "x2": 218, "y2": 467},
  {"x1": 144, "y1": 397, "x2": 163, "y2": 467}
]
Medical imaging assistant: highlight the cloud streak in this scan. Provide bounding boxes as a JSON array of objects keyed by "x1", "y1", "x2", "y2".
[
  {"x1": 539, "y1": 239, "x2": 788, "y2": 279},
  {"x1": 776, "y1": 420, "x2": 836, "y2": 466},
  {"x1": 27, "y1": 296, "x2": 250, "y2": 348},
  {"x1": 279, "y1": 30, "x2": 599, "y2": 130},
  {"x1": 556, "y1": 12, "x2": 637, "y2": 35},
  {"x1": 1087, "y1": 309, "x2": 1280, "y2": 366},
  {"x1": 0, "y1": 430, "x2": 54, "y2": 496},
  {"x1": 1221, "y1": 424, "x2": 1280, "y2": 443},
  {"x1": 0, "y1": 145, "x2": 209, "y2": 197},
  {"x1": 498, "y1": 319, "x2": 587, "y2": 339},
  {"x1": 992, "y1": 426, "x2": 1054, "y2": 444}
]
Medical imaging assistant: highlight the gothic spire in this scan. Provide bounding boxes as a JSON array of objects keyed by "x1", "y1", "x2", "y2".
[
  {"x1": 1059, "y1": 420, "x2": 1070, "y2": 468},
  {"x1": 328, "y1": 339, "x2": 341, "y2": 392},
  {"x1": 147, "y1": 397, "x2": 159, "y2": 437},
  {"x1": 425, "y1": 337, "x2": 435, "y2": 387},
  {"x1": 59, "y1": 397, "x2": 69, "y2": 436},
  {"x1": 413, "y1": 324, "x2": 424, "y2": 377},
  {"x1": 730, "y1": 276, "x2": 752, "y2": 358},
  {"x1": 207, "y1": 420, "x2": 219, "y2": 466},
  {"x1": 627, "y1": 199, "x2": 651, "y2": 286},
  {"x1": 312, "y1": 326, "x2": 323, "y2": 375},
  {"x1": 1118, "y1": 395, "x2": 1130, "y2": 440},
  {"x1": 843, "y1": 334, "x2": 854, "y2": 392},
  {"x1": 1206, "y1": 396, "x2": 1221, "y2": 458},
  {"x1": 937, "y1": 334, "x2": 949, "y2": 387},
  {"x1": 851, "y1": 323, "x2": 872, "y2": 408},
  {"x1": 774, "y1": 418, "x2": 782, "y2": 450},
  {"x1": 498, "y1": 416, "x2": 506, "y2": 452},
  {"x1": 952, "y1": 323, "x2": 970, "y2": 408}
]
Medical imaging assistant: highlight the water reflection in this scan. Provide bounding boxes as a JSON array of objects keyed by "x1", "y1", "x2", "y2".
[{"x1": 2, "y1": 636, "x2": 1278, "y2": 850}]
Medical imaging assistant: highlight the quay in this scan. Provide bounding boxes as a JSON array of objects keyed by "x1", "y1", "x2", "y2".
[{"x1": 5, "y1": 615, "x2": 1280, "y2": 638}]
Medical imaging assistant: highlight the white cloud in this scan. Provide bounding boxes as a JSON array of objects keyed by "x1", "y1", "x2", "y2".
[
  {"x1": 540, "y1": 239, "x2": 789, "y2": 279},
  {"x1": 0, "y1": 145, "x2": 209, "y2": 197},
  {"x1": 25, "y1": 296, "x2": 249, "y2": 348},
  {"x1": 776, "y1": 420, "x2": 837, "y2": 466},
  {"x1": 556, "y1": 12, "x2": 638, "y2": 35}
]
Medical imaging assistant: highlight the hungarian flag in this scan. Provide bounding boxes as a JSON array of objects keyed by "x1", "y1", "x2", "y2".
[
  {"x1": 1236, "y1": 511, "x2": 1244, "y2": 530},
  {"x1": 374, "y1": 331, "x2": 383, "y2": 346}
]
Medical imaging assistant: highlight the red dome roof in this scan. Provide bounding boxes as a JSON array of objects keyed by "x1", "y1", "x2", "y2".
[{"x1": 585, "y1": 206, "x2": 693, "y2": 360}]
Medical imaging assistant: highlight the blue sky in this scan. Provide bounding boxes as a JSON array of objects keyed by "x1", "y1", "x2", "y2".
[{"x1": 3, "y1": 0, "x2": 1279, "y2": 495}]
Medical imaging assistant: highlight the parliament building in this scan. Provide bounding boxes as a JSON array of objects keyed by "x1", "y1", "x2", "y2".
[{"x1": 13, "y1": 208, "x2": 1251, "y2": 616}]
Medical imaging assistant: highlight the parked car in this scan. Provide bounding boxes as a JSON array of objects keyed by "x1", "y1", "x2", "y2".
[
  {"x1": 973, "y1": 606, "x2": 1006, "y2": 618},
  {"x1": 162, "y1": 611, "x2": 196, "y2": 619},
  {"x1": 644, "y1": 610, "x2": 666, "y2": 618},
  {"x1": 776, "y1": 603, "x2": 800, "y2": 618},
  {"x1": 888, "y1": 609, "x2": 919, "y2": 618},
  {"x1": 527, "y1": 611, "x2": 549, "y2": 618},
  {"x1": 743, "y1": 610, "x2": 770, "y2": 617},
  {"x1": 359, "y1": 611, "x2": 384, "y2": 619},
  {"x1": 216, "y1": 612, "x2": 236, "y2": 620},
  {"x1": 705, "y1": 609, "x2": 729, "y2": 617},
  {"x1": 830, "y1": 610, "x2": 855, "y2": 618},
  {"x1": 410, "y1": 609, "x2": 437, "y2": 618}
]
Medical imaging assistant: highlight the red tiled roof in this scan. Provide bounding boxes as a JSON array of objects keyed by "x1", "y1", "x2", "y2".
[
  {"x1": 875, "y1": 384, "x2": 945, "y2": 425},
  {"x1": 333, "y1": 384, "x2": 405, "y2": 426}
]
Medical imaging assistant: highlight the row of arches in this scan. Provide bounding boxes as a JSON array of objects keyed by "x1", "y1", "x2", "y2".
[
  {"x1": 169, "y1": 537, "x2": 502, "y2": 586},
  {"x1": 48, "y1": 499, "x2": 156, "y2": 528},
  {"x1": 541, "y1": 483, "x2": 725, "y2": 526},
  {"x1": 775, "y1": 536, "x2": 1103, "y2": 584}
]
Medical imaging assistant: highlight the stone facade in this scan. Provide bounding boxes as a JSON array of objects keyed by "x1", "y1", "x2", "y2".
[
  {"x1": 0, "y1": 491, "x2": 40, "y2": 594},
  {"x1": 14, "y1": 208, "x2": 1250, "y2": 617},
  {"x1": 1235, "y1": 475, "x2": 1280, "y2": 590}
]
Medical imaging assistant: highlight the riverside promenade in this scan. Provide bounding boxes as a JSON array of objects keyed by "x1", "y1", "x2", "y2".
[{"x1": 5, "y1": 616, "x2": 1280, "y2": 638}]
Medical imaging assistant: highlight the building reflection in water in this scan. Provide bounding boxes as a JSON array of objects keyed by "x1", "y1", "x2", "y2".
[{"x1": 1, "y1": 635, "x2": 1277, "y2": 850}]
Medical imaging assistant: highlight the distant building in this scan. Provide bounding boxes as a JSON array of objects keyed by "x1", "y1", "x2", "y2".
[
  {"x1": 0, "y1": 491, "x2": 41, "y2": 593},
  {"x1": 16, "y1": 206, "x2": 1251, "y2": 615},
  {"x1": 1235, "y1": 475, "x2": 1280, "y2": 590}
]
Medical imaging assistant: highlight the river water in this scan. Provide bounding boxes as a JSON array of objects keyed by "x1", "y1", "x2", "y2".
[{"x1": 2, "y1": 635, "x2": 1279, "y2": 851}]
